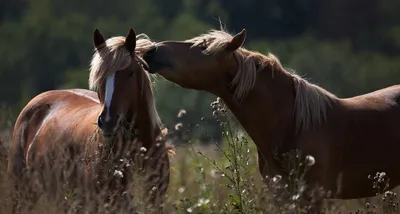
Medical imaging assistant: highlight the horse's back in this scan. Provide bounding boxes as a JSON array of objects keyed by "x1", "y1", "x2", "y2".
[
  {"x1": 66, "y1": 88, "x2": 100, "y2": 104},
  {"x1": 346, "y1": 84, "x2": 400, "y2": 103},
  {"x1": 8, "y1": 89, "x2": 100, "y2": 177},
  {"x1": 343, "y1": 84, "x2": 400, "y2": 127}
]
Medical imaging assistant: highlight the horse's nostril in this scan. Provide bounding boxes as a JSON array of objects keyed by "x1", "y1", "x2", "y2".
[{"x1": 98, "y1": 116, "x2": 104, "y2": 127}]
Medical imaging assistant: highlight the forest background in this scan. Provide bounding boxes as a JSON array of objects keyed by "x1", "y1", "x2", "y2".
[{"x1": 1, "y1": 0, "x2": 399, "y2": 144}]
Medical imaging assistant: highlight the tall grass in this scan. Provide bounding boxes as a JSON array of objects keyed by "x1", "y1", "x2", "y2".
[{"x1": 0, "y1": 101, "x2": 400, "y2": 213}]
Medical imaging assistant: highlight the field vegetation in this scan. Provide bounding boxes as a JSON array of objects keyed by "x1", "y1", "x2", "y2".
[{"x1": 0, "y1": 104, "x2": 399, "y2": 214}]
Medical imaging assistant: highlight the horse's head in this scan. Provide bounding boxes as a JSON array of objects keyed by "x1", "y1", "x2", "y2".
[
  {"x1": 143, "y1": 28, "x2": 247, "y2": 93},
  {"x1": 89, "y1": 28, "x2": 150, "y2": 137}
]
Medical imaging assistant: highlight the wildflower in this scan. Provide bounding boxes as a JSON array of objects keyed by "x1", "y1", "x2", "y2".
[
  {"x1": 379, "y1": 172, "x2": 386, "y2": 179},
  {"x1": 292, "y1": 194, "x2": 300, "y2": 201},
  {"x1": 113, "y1": 170, "x2": 123, "y2": 178},
  {"x1": 288, "y1": 204, "x2": 296, "y2": 210},
  {"x1": 210, "y1": 101, "x2": 218, "y2": 110},
  {"x1": 140, "y1": 147, "x2": 147, "y2": 153},
  {"x1": 305, "y1": 155, "x2": 315, "y2": 166},
  {"x1": 298, "y1": 184, "x2": 306, "y2": 193},
  {"x1": 272, "y1": 175, "x2": 282, "y2": 183},
  {"x1": 178, "y1": 187, "x2": 185, "y2": 193},
  {"x1": 175, "y1": 123, "x2": 183, "y2": 130},
  {"x1": 161, "y1": 127, "x2": 168, "y2": 136},
  {"x1": 177, "y1": 109, "x2": 186, "y2": 118},
  {"x1": 196, "y1": 198, "x2": 210, "y2": 207}
]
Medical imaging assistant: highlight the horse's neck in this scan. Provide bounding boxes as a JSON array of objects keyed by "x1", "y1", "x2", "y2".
[
  {"x1": 218, "y1": 66, "x2": 296, "y2": 149},
  {"x1": 133, "y1": 85, "x2": 160, "y2": 149}
]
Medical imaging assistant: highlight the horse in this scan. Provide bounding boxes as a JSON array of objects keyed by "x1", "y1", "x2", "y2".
[
  {"x1": 7, "y1": 28, "x2": 172, "y2": 213},
  {"x1": 142, "y1": 27, "x2": 400, "y2": 201}
]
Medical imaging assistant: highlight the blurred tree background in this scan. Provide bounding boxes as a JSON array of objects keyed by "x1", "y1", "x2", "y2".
[{"x1": 1, "y1": 0, "x2": 400, "y2": 144}]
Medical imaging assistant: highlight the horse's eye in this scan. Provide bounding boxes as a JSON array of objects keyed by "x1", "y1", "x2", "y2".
[{"x1": 128, "y1": 70, "x2": 134, "y2": 77}]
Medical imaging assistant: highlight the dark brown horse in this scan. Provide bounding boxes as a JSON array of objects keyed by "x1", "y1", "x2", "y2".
[
  {"x1": 143, "y1": 27, "x2": 400, "y2": 200},
  {"x1": 7, "y1": 28, "x2": 172, "y2": 213}
]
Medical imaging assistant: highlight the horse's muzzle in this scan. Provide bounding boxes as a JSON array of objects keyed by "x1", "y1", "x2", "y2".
[
  {"x1": 143, "y1": 45, "x2": 173, "y2": 74},
  {"x1": 98, "y1": 116, "x2": 118, "y2": 137}
]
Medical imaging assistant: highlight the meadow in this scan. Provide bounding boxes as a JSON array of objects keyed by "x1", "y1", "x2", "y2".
[
  {"x1": 1, "y1": 0, "x2": 399, "y2": 213},
  {"x1": 0, "y1": 102, "x2": 398, "y2": 214}
]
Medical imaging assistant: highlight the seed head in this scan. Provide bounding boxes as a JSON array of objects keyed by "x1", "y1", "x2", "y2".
[
  {"x1": 140, "y1": 147, "x2": 147, "y2": 153},
  {"x1": 177, "y1": 109, "x2": 187, "y2": 118},
  {"x1": 175, "y1": 123, "x2": 183, "y2": 130},
  {"x1": 305, "y1": 155, "x2": 315, "y2": 166}
]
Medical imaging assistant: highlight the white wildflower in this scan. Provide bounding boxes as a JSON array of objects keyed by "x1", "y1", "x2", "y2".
[
  {"x1": 113, "y1": 170, "x2": 123, "y2": 178},
  {"x1": 305, "y1": 155, "x2": 315, "y2": 166},
  {"x1": 140, "y1": 147, "x2": 147, "y2": 153}
]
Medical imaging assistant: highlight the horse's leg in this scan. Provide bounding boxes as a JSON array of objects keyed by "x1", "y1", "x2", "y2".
[
  {"x1": 257, "y1": 149, "x2": 286, "y2": 182},
  {"x1": 6, "y1": 171, "x2": 20, "y2": 214},
  {"x1": 7, "y1": 131, "x2": 30, "y2": 213},
  {"x1": 13, "y1": 168, "x2": 42, "y2": 213},
  {"x1": 7, "y1": 175, "x2": 23, "y2": 214}
]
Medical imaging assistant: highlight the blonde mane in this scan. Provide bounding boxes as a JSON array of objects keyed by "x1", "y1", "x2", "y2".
[
  {"x1": 88, "y1": 34, "x2": 162, "y2": 127},
  {"x1": 89, "y1": 34, "x2": 155, "y2": 91},
  {"x1": 291, "y1": 73, "x2": 336, "y2": 131},
  {"x1": 186, "y1": 29, "x2": 272, "y2": 101},
  {"x1": 187, "y1": 28, "x2": 337, "y2": 131}
]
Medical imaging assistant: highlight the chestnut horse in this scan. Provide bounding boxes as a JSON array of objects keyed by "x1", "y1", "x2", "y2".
[
  {"x1": 143, "y1": 27, "x2": 400, "y2": 200},
  {"x1": 7, "y1": 28, "x2": 172, "y2": 213}
]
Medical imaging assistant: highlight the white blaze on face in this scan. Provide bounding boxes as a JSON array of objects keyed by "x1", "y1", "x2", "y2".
[{"x1": 104, "y1": 73, "x2": 116, "y2": 122}]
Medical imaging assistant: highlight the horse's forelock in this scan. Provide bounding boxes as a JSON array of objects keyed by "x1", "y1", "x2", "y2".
[
  {"x1": 88, "y1": 34, "x2": 156, "y2": 92},
  {"x1": 89, "y1": 37, "x2": 131, "y2": 91}
]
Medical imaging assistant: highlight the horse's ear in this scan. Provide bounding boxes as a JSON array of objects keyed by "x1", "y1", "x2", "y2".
[
  {"x1": 225, "y1": 29, "x2": 246, "y2": 52},
  {"x1": 125, "y1": 28, "x2": 137, "y2": 55},
  {"x1": 93, "y1": 29, "x2": 105, "y2": 49}
]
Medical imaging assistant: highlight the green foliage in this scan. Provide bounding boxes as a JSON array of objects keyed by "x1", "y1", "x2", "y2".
[{"x1": 1, "y1": 0, "x2": 400, "y2": 143}]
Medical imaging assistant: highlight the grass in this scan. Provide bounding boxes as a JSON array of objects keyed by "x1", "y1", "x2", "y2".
[{"x1": 0, "y1": 100, "x2": 400, "y2": 213}]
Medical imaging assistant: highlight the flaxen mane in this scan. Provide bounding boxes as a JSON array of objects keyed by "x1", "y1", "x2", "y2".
[
  {"x1": 89, "y1": 34, "x2": 155, "y2": 91},
  {"x1": 188, "y1": 28, "x2": 337, "y2": 131},
  {"x1": 88, "y1": 34, "x2": 163, "y2": 127}
]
